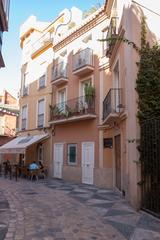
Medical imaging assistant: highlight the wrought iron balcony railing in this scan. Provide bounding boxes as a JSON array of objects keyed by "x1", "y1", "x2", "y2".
[
  {"x1": 73, "y1": 48, "x2": 93, "y2": 72},
  {"x1": 50, "y1": 95, "x2": 95, "y2": 121},
  {"x1": 106, "y1": 17, "x2": 118, "y2": 57},
  {"x1": 52, "y1": 62, "x2": 68, "y2": 81},
  {"x1": 31, "y1": 32, "x2": 53, "y2": 57},
  {"x1": 103, "y1": 88, "x2": 123, "y2": 121}
]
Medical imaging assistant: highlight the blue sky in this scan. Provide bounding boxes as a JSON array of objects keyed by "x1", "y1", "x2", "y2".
[{"x1": 0, "y1": 0, "x2": 104, "y2": 98}]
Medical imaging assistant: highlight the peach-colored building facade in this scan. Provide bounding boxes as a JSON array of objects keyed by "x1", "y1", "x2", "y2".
[
  {"x1": 0, "y1": 90, "x2": 19, "y2": 162},
  {"x1": 18, "y1": 15, "x2": 54, "y2": 169},
  {"x1": 102, "y1": 0, "x2": 160, "y2": 208},
  {"x1": 8, "y1": 1, "x2": 158, "y2": 209},
  {"x1": 49, "y1": 6, "x2": 109, "y2": 187},
  {"x1": 0, "y1": 90, "x2": 18, "y2": 137},
  {"x1": 17, "y1": 8, "x2": 95, "y2": 173}
]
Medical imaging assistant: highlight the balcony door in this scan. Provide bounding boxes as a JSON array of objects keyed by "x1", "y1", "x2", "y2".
[
  {"x1": 58, "y1": 89, "x2": 66, "y2": 113},
  {"x1": 80, "y1": 79, "x2": 91, "y2": 108},
  {"x1": 82, "y1": 142, "x2": 94, "y2": 185},
  {"x1": 115, "y1": 135, "x2": 121, "y2": 191},
  {"x1": 113, "y1": 62, "x2": 120, "y2": 113},
  {"x1": 81, "y1": 79, "x2": 91, "y2": 96},
  {"x1": 53, "y1": 143, "x2": 63, "y2": 179}
]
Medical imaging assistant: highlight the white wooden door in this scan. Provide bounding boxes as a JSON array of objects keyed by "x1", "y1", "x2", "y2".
[
  {"x1": 53, "y1": 143, "x2": 63, "y2": 178},
  {"x1": 82, "y1": 142, "x2": 94, "y2": 185}
]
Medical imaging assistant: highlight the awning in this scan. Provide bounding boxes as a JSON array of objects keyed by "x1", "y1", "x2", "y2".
[{"x1": 0, "y1": 134, "x2": 49, "y2": 154}]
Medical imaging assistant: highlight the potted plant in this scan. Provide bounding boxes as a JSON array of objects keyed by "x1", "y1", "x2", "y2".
[
  {"x1": 50, "y1": 105, "x2": 61, "y2": 119},
  {"x1": 84, "y1": 83, "x2": 95, "y2": 108}
]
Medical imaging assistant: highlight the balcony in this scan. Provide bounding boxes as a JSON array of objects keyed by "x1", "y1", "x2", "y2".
[
  {"x1": 31, "y1": 32, "x2": 53, "y2": 59},
  {"x1": 106, "y1": 17, "x2": 118, "y2": 57},
  {"x1": 73, "y1": 48, "x2": 94, "y2": 76},
  {"x1": 52, "y1": 62, "x2": 68, "y2": 86},
  {"x1": 22, "y1": 85, "x2": 29, "y2": 97},
  {"x1": 103, "y1": 88, "x2": 124, "y2": 125},
  {"x1": 49, "y1": 96, "x2": 96, "y2": 125}
]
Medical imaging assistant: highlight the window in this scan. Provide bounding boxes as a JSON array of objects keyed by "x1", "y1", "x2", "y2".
[
  {"x1": 37, "y1": 99, "x2": 45, "y2": 128},
  {"x1": 39, "y1": 61, "x2": 47, "y2": 88},
  {"x1": 58, "y1": 89, "x2": 66, "y2": 112},
  {"x1": 39, "y1": 74, "x2": 46, "y2": 89},
  {"x1": 22, "y1": 72, "x2": 29, "y2": 96},
  {"x1": 81, "y1": 79, "x2": 91, "y2": 97},
  {"x1": 38, "y1": 144, "x2": 44, "y2": 163},
  {"x1": 68, "y1": 144, "x2": 77, "y2": 165},
  {"x1": 21, "y1": 105, "x2": 27, "y2": 130}
]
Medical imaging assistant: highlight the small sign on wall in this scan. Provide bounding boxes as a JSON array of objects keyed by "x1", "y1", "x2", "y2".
[{"x1": 103, "y1": 138, "x2": 113, "y2": 148}]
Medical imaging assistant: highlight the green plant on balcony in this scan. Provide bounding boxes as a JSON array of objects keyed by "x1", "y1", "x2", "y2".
[
  {"x1": 84, "y1": 84, "x2": 95, "y2": 107},
  {"x1": 50, "y1": 105, "x2": 61, "y2": 117},
  {"x1": 64, "y1": 105, "x2": 73, "y2": 118}
]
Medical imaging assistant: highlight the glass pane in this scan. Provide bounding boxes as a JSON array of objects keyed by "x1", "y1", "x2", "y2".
[
  {"x1": 38, "y1": 100, "x2": 44, "y2": 114},
  {"x1": 69, "y1": 146, "x2": 76, "y2": 163},
  {"x1": 22, "y1": 106, "x2": 27, "y2": 118}
]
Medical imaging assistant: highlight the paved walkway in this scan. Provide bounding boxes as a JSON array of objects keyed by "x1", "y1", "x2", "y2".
[{"x1": 0, "y1": 178, "x2": 160, "y2": 240}]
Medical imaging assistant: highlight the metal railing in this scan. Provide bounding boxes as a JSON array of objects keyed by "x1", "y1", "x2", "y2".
[
  {"x1": 106, "y1": 17, "x2": 118, "y2": 56},
  {"x1": 50, "y1": 95, "x2": 95, "y2": 121},
  {"x1": 73, "y1": 48, "x2": 93, "y2": 72},
  {"x1": 141, "y1": 118, "x2": 160, "y2": 218},
  {"x1": 103, "y1": 88, "x2": 123, "y2": 120},
  {"x1": 52, "y1": 62, "x2": 68, "y2": 81},
  {"x1": 32, "y1": 32, "x2": 53, "y2": 54}
]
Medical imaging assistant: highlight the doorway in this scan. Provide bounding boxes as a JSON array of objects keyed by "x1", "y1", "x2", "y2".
[{"x1": 115, "y1": 135, "x2": 121, "y2": 190}]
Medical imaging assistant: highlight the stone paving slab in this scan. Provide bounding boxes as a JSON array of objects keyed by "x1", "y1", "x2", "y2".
[
  {"x1": 0, "y1": 178, "x2": 159, "y2": 240},
  {"x1": 0, "y1": 189, "x2": 10, "y2": 240}
]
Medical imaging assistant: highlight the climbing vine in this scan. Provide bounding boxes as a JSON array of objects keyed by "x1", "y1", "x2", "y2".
[{"x1": 136, "y1": 17, "x2": 160, "y2": 123}]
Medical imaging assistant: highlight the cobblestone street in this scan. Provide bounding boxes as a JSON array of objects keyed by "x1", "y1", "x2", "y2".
[{"x1": 0, "y1": 178, "x2": 160, "y2": 240}]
